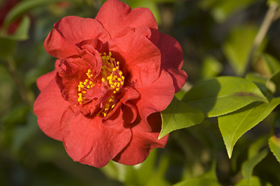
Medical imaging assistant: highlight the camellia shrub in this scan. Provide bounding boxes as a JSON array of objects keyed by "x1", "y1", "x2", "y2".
[{"x1": 0, "y1": 0, "x2": 280, "y2": 185}]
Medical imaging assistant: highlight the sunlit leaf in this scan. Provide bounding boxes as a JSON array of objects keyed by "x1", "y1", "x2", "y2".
[
  {"x1": 218, "y1": 97, "x2": 280, "y2": 158},
  {"x1": 223, "y1": 25, "x2": 266, "y2": 75},
  {"x1": 269, "y1": 136, "x2": 280, "y2": 163},
  {"x1": 182, "y1": 76, "x2": 267, "y2": 118},
  {"x1": 245, "y1": 73, "x2": 275, "y2": 98},
  {"x1": 159, "y1": 97, "x2": 204, "y2": 139}
]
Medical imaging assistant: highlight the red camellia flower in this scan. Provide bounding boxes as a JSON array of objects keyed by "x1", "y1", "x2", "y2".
[{"x1": 34, "y1": 0, "x2": 187, "y2": 167}]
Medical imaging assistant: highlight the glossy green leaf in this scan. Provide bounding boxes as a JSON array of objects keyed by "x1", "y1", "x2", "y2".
[
  {"x1": 159, "y1": 97, "x2": 204, "y2": 139},
  {"x1": 218, "y1": 97, "x2": 280, "y2": 158},
  {"x1": 182, "y1": 76, "x2": 267, "y2": 118},
  {"x1": 236, "y1": 176, "x2": 272, "y2": 186},
  {"x1": 241, "y1": 137, "x2": 269, "y2": 180},
  {"x1": 223, "y1": 25, "x2": 266, "y2": 75},
  {"x1": 269, "y1": 136, "x2": 280, "y2": 163},
  {"x1": 245, "y1": 73, "x2": 275, "y2": 98}
]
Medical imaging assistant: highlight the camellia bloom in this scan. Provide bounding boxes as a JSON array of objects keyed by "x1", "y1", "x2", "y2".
[{"x1": 34, "y1": 0, "x2": 187, "y2": 167}]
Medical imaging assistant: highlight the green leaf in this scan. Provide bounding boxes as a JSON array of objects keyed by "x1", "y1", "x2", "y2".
[
  {"x1": 3, "y1": 0, "x2": 72, "y2": 28},
  {"x1": 174, "y1": 162, "x2": 221, "y2": 186},
  {"x1": 2, "y1": 16, "x2": 31, "y2": 41},
  {"x1": 269, "y1": 70, "x2": 280, "y2": 92},
  {"x1": 159, "y1": 97, "x2": 204, "y2": 139},
  {"x1": 245, "y1": 73, "x2": 275, "y2": 98},
  {"x1": 174, "y1": 178, "x2": 221, "y2": 186},
  {"x1": 182, "y1": 76, "x2": 268, "y2": 118},
  {"x1": 262, "y1": 54, "x2": 280, "y2": 76},
  {"x1": 200, "y1": 56, "x2": 222, "y2": 79},
  {"x1": 236, "y1": 176, "x2": 272, "y2": 186},
  {"x1": 268, "y1": 117, "x2": 280, "y2": 163},
  {"x1": 268, "y1": 136, "x2": 280, "y2": 163},
  {"x1": 242, "y1": 149, "x2": 269, "y2": 180},
  {"x1": 218, "y1": 97, "x2": 280, "y2": 158},
  {"x1": 223, "y1": 25, "x2": 266, "y2": 75},
  {"x1": 241, "y1": 137, "x2": 269, "y2": 180}
]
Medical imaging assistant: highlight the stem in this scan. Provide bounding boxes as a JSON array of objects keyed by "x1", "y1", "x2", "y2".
[
  {"x1": 2, "y1": 56, "x2": 32, "y2": 106},
  {"x1": 245, "y1": 1, "x2": 279, "y2": 75}
]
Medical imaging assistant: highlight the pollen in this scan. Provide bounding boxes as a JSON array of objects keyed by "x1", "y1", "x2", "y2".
[{"x1": 76, "y1": 51, "x2": 125, "y2": 118}]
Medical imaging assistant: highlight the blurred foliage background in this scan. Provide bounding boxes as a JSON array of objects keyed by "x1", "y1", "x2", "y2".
[{"x1": 0, "y1": 0, "x2": 280, "y2": 185}]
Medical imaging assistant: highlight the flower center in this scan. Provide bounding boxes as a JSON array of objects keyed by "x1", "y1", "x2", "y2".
[{"x1": 77, "y1": 52, "x2": 125, "y2": 117}]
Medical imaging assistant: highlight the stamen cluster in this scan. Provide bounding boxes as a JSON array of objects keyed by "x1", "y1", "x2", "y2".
[{"x1": 77, "y1": 52, "x2": 125, "y2": 117}]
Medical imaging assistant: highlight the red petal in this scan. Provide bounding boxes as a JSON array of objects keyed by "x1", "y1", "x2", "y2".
[
  {"x1": 34, "y1": 78, "x2": 69, "y2": 141},
  {"x1": 56, "y1": 57, "x2": 93, "y2": 104},
  {"x1": 36, "y1": 60, "x2": 60, "y2": 91},
  {"x1": 158, "y1": 33, "x2": 188, "y2": 92},
  {"x1": 63, "y1": 113, "x2": 131, "y2": 168},
  {"x1": 132, "y1": 70, "x2": 175, "y2": 132},
  {"x1": 113, "y1": 115, "x2": 168, "y2": 165},
  {"x1": 109, "y1": 30, "x2": 161, "y2": 87},
  {"x1": 44, "y1": 16, "x2": 110, "y2": 59},
  {"x1": 75, "y1": 39, "x2": 104, "y2": 78},
  {"x1": 96, "y1": 0, "x2": 159, "y2": 45},
  {"x1": 37, "y1": 70, "x2": 56, "y2": 91}
]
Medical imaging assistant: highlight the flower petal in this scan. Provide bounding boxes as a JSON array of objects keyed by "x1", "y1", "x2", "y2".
[
  {"x1": 36, "y1": 59, "x2": 61, "y2": 91},
  {"x1": 56, "y1": 57, "x2": 94, "y2": 104},
  {"x1": 44, "y1": 16, "x2": 110, "y2": 59},
  {"x1": 96, "y1": 0, "x2": 159, "y2": 45},
  {"x1": 34, "y1": 78, "x2": 69, "y2": 141},
  {"x1": 109, "y1": 30, "x2": 161, "y2": 87},
  {"x1": 158, "y1": 33, "x2": 188, "y2": 92},
  {"x1": 63, "y1": 113, "x2": 131, "y2": 168},
  {"x1": 113, "y1": 115, "x2": 168, "y2": 165},
  {"x1": 37, "y1": 70, "x2": 56, "y2": 91},
  {"x1": 132, "y1": 70, "x2": 175, "y2": 132}
]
